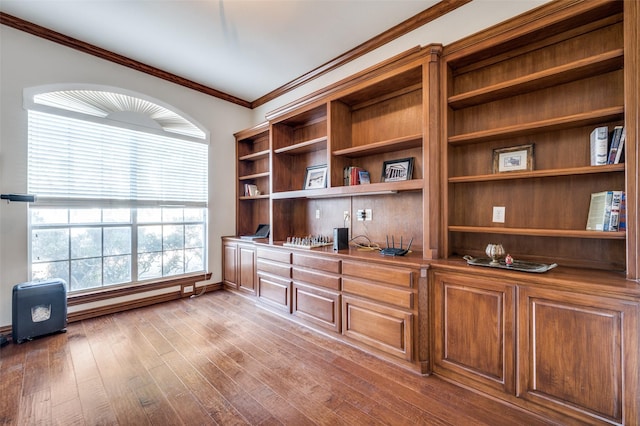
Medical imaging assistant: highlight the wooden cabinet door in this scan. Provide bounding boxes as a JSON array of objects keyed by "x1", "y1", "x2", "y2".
[
  {"x1": 342, "y1": 295, "x2": 413, "y2": 361},
  {"x1": 518, "y1": 286, "x2": 639, "y2": 425},
  {"x1": 222, "y1": 241, "x2": 237, "y2": 289},
  {"x1": 237, "y1": 244, "x2": 256, "y2": 295},
  {"x1": 257, "y1": 273, "x2": 291, "y2": 313},
  {"x1": 432, "y1": 271, "x2": 516, "y2": 395},
  {"x1": 293, "y1": 281, "x2": 340, "y2": 332}
]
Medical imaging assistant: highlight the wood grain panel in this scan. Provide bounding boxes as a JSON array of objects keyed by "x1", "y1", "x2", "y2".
[
  {"x1": 342, "y1": 295, "x2": 413, "y2": 361},
  {"x1": 222, "y1": 241, "x2": 237, "y2": 288},
  {"x1": 518, "y1": 286, "x2": 639, "y2": 424},
  {"x1": 432, "y1": 271, "x2": 515, "y2": 395},
  {"x1": 342, "y1": 277, "x2": 413, "y2": 309},
  {"x1": 238, "y1": 244, "x2": 256, "y2": 295},
  {"x1": 292, "y1": 266, "x2": 341, "y2": 291},
  {"x1": 256, "y1": 259, "x2": 291, "y2": 279},
  {"x1": 293, "y1": 282, "x2": 341, "y2": 332},
  {"x1": 292, "y1": 252, "x2": 341, "y2": 273},
  {"x1": 342, "y1": 260, "x2": 414, "y2": 287},
  {"x1": 257, "y1": 273, "x2": 291, "y2": 312}
]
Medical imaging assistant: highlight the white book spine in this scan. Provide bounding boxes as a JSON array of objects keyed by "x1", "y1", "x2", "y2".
[{"x1": 590, "y1": 126, "x2": 608, "y2": 166}]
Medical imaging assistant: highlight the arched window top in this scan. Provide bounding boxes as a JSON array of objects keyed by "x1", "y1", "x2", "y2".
[{"x1": 24, "y1": 84, "x2": 208, "y2": 141}]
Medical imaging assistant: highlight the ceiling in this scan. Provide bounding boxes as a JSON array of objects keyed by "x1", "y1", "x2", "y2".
[{"x1": 0, "y1": 0, "x2": 445, "y2": 106}]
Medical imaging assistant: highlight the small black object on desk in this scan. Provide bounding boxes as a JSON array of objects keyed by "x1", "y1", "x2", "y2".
[{"x1": 380, "y1": 235, "x2": 412, "y2": 256}]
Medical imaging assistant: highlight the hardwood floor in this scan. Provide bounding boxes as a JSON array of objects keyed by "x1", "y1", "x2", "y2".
[{"x1": 1, "y1": 290, "x2": 562, "y2": 426}]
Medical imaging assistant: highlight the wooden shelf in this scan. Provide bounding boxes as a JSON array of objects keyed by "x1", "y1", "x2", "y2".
[
  {"x1": 274, "y1": 136, "x2": 327, "y2": 155},
  {"x1": 239, "y1": 194, "x2": 270, "y2": 200},
  {"x1": 239, "y1": 171, "x2": 270, "y2": 181},
  {"x1": 239, "y1": 149, "x2": 270, "y2": 161},
  {"x1": 271, "y1": 179, "x2": 423, "y2": 200},
  {"x1": 448, "y1": 50, "x2": 624, "y2": 109},
  {"x1": 448, "y1": 107, "x2": 624, "y2": 145},
  {"x1": 448, "y1": 225, "x2": 626, "y2": 240},
  {"x1": 333, "y1": 134, "x2": 422, "y2": 157},
  {"x1": 449, "y1": 164, "x2": 625, "y2": 183}
]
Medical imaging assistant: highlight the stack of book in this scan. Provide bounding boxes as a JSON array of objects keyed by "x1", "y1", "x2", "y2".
[
  {"x1": 586, "y1": 190, "x2": 625, "y2": 232},
  {"x1": 590, "y1": 125, "x2": 626, "y2": 166},
  {"x1": 343, "y1": 166, "x2": 370, "y2": 185},
  {"x1": 244, "y1": 184, "x2": 259, "y2": 197}
]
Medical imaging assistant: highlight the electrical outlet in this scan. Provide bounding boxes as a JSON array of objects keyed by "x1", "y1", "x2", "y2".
[
  {"x1": 493, "y1": 206, "x2": 506, "y2": 223},
  {"x1": 343, "y1": 211, "x2": 350, "y2": 222},
  {"x1": 316, "y1": 209, "x2": 320, "y2": 219},
  {"x1": 357, "y1": 209, "x2": 365, "y2": 221},
  {"x1": 365, "y1": 208, "x2": 372, "y2": 221}
]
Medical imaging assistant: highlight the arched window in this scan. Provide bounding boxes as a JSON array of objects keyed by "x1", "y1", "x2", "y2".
[{"x1": 25, "y1": 85, "x2": 209, "y2": 292}]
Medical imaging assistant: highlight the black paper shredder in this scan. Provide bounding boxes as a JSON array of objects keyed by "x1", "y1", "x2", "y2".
[{"x1": 12, "y1": 279, "x2": 67, "y2": 343}]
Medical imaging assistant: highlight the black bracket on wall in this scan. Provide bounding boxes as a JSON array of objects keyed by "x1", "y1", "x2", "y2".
[{"x1": 1, "y1": 194, "x2": 36, "y2": 203}]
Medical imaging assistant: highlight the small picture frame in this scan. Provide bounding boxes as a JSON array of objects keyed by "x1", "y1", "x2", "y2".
[
  {"x1": 493, "y1": 144, "x2": 534, "y2": 173},
  {"x1": 382, "y1": 157, "x2": 414, "y2": 182},
  {"x1": 303, "y1": 165, "x2": 328, "y2": 189}
]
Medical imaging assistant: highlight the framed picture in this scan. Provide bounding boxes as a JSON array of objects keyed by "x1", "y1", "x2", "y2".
[
  {"x1": 303, "y1": 165, "x2": 328, "y2": 189},
  {"x1": 382, "y1": 157, "x2": 414, "y2": 182},
  {"x1": 493, "y1": 144, "x2": 534, "y2": 173}
]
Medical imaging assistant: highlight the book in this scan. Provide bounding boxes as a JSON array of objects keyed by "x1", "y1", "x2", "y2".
[
  {"x1": 614, "y1": 126, "x2": 626, "y2": 164},
  {"x1": 619, "y1": 192, "x2": 627, "y2": 231},
  {"x1": 343, "y1": 166, "x2": 365, "y2": 185},
  {"x1": 358, "y1": 170, "x2": 370, "y2": 184},
  {"x1": 245, "y1": 184, "x2": 258, "y2": 197},
  {"x1": 590, "y1": 126, "x2": 608, "y2": 166},
  {"x1": 607, "y1": 190, "x2": 624, "y2": 231},
  {"x1": 607, "y1": 126, "x2": 624, "y2": 164},
  {"x1": 350, "y1": 167, "x2": 363, "y2": 185},
  {"x1": 586, "y1": 191, "x2": 613, "y2": 231}
]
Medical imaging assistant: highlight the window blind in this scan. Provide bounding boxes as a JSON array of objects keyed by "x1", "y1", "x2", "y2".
[{"x1": 28, "y1": 110, "x2": 208, "y2": 207}]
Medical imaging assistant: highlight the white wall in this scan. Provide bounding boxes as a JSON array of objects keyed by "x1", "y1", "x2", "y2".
[{"x1": 0, "y1": 26, "x2": 254, "y2": 327}]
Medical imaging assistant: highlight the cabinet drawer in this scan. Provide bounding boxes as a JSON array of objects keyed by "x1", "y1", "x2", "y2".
[
  {"x1": 342, "y1": 260, "x2": 413, "y2": 288},
  {"x1": 292, "y1": 267, "x2": 341, "y2": 291},
  {"x1": 293, "y1": 282, "x2": 340, "y2": 332},
  {"x1": 257, "y1": 259, "x2": 291, "y2": 279},
  {"x1": 257, "y1": 247, "x2": 291, "y2": 264},
  {"x1": 257, "y1": 273, "x2": 291, "y2": 312},
  {"x1": 293, "y1": 253, "x2": 340, "y2": 274},
  {"x1": 342, "y1": 295, "x2": 413, "y2": 361},
  {"x1": 342, "y1": 277, "x2": 412, "y2": 309}
]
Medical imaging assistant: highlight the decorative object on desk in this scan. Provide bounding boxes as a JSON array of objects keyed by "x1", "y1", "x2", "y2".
[
  {"x1": 505, "y1": 253, "x2": 513, "y2": 266},
  {"x1": 464, "y1": 255, "x2": 558, "y2": 273},
  {"x1": 283, "y1": 234, "x2": 333, "y2": 249},
  {"x1": 492, "y1": 144, "x2": 533, "y2": 173},
  {"x1": 380, "y1": 235, "x2": 412, "y2": 256},
  {"x1": 590, "y1": 126, "x2": 609, "y2": 166},
  {"x1": 382, "y1": 157, "x2": 414, "y2": 182},
  {"x1": 304, "y1": 165, "x2": 328, "y2": 189},
  {"x1": 485, "y1": 243, "x2": 505, "y2": 266}
]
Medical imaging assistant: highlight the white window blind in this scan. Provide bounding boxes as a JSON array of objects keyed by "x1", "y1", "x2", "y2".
[{"x1": 28, "y1": 110, "x2": 208, "y2": 207}]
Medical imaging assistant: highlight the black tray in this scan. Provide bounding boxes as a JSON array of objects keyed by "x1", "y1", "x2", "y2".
[{"x1": 463, "y1": 256, "x2": 557, "y2": 273}]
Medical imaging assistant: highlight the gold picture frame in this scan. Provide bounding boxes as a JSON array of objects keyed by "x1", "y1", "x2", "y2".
[{"x1": 493, "y1": 144, "x2": 534, "y2": 173}]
